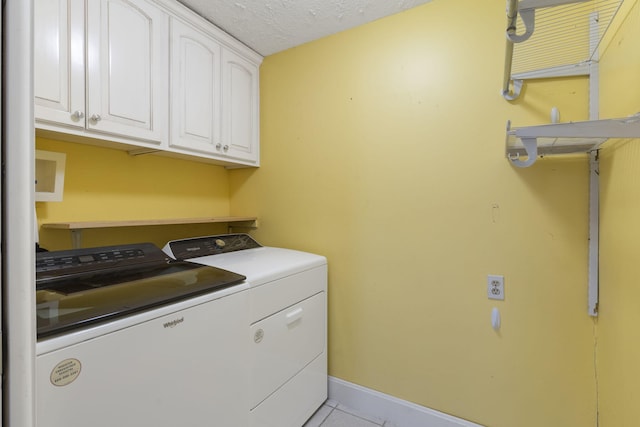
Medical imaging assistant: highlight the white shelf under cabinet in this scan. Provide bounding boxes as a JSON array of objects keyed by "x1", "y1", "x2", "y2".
[
  {"x1": 506, "y1": 114, "x2": 640, "y2": 167},
  {"x1": 42, "y1": 216, "x2": 258, "y2": 248}
]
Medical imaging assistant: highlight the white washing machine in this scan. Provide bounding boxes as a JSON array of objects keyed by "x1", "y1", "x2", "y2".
[
  {"x1": 35, "y1": 243, "x2": 250, "y2": 427},
  {"x1": 164, "y1": 234, "x2": 328, "y2": 427}
]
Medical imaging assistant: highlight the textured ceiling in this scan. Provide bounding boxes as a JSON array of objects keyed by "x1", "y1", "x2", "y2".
[{"x1": 177, "y1": 0, "x2": 434, "y2": 56}]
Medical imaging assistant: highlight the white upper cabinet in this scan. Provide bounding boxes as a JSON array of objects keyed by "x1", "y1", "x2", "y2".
[
  {"x1": 34, "y1": 0, "x2": 85, "y2": 128},
  {"x1": 221, "y1": 48, "x2": 260, "y2": 165},
  {"x1": 169, "y1": 18, "x2": 222, "y2": 154},
  {"x1": 86, "y1": 0, "x2": 168, "y2": 143},
  {"x1": 35, "y1": 0, "x2": 168, "y2": 146},
  {"x1": 35, "y1": 0, "x2": 262, "y2": 167},
  {"x1": 169, "y1": 17, "x2": 260, "y2": 166}
]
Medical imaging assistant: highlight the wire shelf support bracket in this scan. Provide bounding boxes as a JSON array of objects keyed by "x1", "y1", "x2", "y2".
[{"x1": 505, "y1": 113, "x2": 640, "y2": 168}]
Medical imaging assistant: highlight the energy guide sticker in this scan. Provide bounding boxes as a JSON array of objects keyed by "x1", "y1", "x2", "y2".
[{"x1": 50, "y1": 358, "x2": 81, "y2": 386}]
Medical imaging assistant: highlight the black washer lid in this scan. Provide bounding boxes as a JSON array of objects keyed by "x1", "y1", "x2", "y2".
[{"x1": 36, "y1": 243, "x2": 245, "y2": 339}]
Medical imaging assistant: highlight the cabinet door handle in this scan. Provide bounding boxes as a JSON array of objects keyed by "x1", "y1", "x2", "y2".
[
  {"x1": 216, "y1": 143, "x2": 222, "y2": 150},
  {"x1": 90, "y1": 114, "x2": 102, "y2": 123},
  {"x1": 285, "y1": 307, "x2": 304, "y2": 326},
  {"x1": 223, "y1": 145, "x2": 229, "y2": 152},
  {"x1": 70, "y1": 111, "x2": 84, "y2": 121}
]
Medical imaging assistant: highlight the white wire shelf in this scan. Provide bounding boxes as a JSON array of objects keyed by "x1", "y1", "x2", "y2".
[
  {"x1": 502, "y1": 0, "x2": 624, "y2": 99},
  {"x1": 512, "y1": 0, "x2": 623, "y2": 76},
  {"x1": 505, "y1": 113, "x2": 640, "y2": 167}
]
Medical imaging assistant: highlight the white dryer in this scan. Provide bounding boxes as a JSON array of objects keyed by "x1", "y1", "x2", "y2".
[{"x1": 164, "y1": 234, "x2": 327, "y2": 427}]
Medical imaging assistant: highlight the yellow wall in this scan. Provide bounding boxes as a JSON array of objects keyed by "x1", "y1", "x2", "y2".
[
  {"x1": 597, "y1": 1, "x2": 640, "y2": 426},
  {"x1": 230, "y1": 1, "x2": 598, "y2": 426},
  {"x1": 34, "y1": 1, "x2": 640, "y2": 426},
  {"x1": 36, "y1": 137, "x2": 232, "y2": 250}
]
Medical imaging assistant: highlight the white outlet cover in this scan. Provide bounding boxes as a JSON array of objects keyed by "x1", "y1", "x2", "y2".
[{"x1": 488, "y1": 275, "x2": 505, "y2": 301}]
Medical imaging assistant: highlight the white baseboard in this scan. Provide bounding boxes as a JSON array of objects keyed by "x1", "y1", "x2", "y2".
[{"x1": 328, "y1": 376, "x2": 486, "y2": 427}]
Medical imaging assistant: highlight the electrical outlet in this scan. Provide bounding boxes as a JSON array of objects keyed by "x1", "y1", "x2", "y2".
[{"x1": 487, "y1": 275, "x2": 505, "y2": 300}]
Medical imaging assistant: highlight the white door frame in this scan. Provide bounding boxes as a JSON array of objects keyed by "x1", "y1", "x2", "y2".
[{"x1": 3, "y1": 0, "x2": 36, "y2": 426}]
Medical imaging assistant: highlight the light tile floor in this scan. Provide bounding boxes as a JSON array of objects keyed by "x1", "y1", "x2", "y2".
[{"x1": 303, "y1": 400, "x2": 397, "y2": 427}]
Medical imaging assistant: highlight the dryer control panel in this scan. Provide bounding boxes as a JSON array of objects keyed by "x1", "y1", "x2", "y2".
[{"x1": 165, "y1": 234, "x2": 261, "y2": 260}]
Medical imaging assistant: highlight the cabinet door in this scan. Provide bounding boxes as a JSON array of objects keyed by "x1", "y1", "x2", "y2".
[
  {"x1": 221, "y1": 48, "x2": 260, "y2": 165},
  {"x1": 169, "y1": 18, "x2": 222, "y2": 154},
  {"x1": 86, "y1": 0, "x2": 168, "y2": 144},
  {"x1": 34, "y1": 0, "x2": 85, "y2": 128}
]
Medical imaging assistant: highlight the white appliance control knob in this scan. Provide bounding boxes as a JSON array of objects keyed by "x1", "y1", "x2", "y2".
[{"x1": 215, "y1": 239, "x2": 226, "y2": 248}]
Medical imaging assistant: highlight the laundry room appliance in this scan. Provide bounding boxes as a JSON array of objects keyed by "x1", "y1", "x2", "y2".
[
  {"x1": 163, "y1": 234, "x2": 328, "y2": 427},
  {"x1": 36, "y1": 242, "x2": 250, "y2": 427}
]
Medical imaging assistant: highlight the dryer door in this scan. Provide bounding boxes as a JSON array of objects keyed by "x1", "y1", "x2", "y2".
[{"x1": 249, "y1": 291, "x2": 325, "y2": 409}]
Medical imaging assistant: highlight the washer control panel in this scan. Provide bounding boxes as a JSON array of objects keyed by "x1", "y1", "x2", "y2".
[{"x1": 36, "y1": 243, "x2": 167, "y2": 286}]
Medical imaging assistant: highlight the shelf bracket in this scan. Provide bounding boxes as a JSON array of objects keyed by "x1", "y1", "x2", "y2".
[
  {"x1": 588, "y1": 150, "x2": 599, "y2": 316},
  {"x1": 508, "y1": 136, "x2": 539, "y2": 168},
  {"x1": 503, "y1": 79, "x2": 524, "y2": 101},
  {"x1": 502, "y1": 0, "x2": 534, "y2": 100},
  {"x1": 70, "y1": 229, "x2": 83, "y2": 249},
  {"x1": 506, "y1": 8, "x2": 535, "y2": 43},
  {"x1": 228, "y1": 219, "x2": 259, "y2": 234},
  {"x1": 128, "y1": 148, "x2": 161, "y2": 156},
  {"x1": 502, "y1": 0, "x2": 527, "y2": 100}
]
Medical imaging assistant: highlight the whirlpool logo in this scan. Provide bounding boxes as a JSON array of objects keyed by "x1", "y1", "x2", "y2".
[{"x1": 163, "y1": 317, "x2": 184, "y2": 329}]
